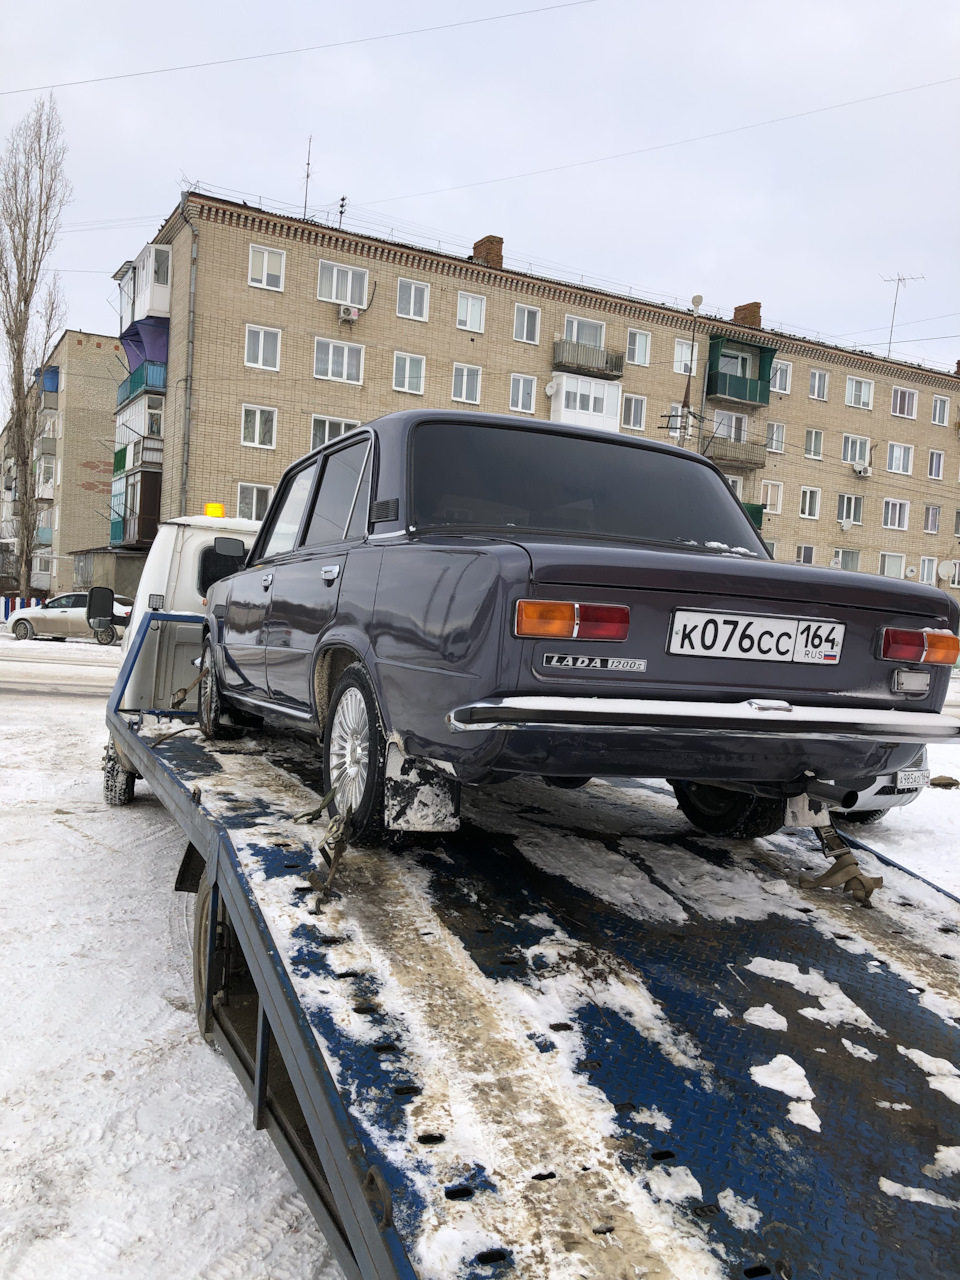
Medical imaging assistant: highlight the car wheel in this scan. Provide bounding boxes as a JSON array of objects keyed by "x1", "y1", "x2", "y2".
[
  {"x1": 198, "y1": 636, "x2": 239, "y2": 740},
  {"x1": 832, "y1": 809, "x2": 885, "y2": 826},
  {"x1": 670, "y1": 780, "x2": 786, "y2": 839},
  {"x1": 95, "y1": 624, "x2": 117, "y2": 646},
  {"x1": 12, "y1": 620, "x2": 33, "y2": 641},
  {"x1": 322, "y1": 663, "x2": 386, "y2": 848},
  {"x1": 103, "y1": 735, "x2": 136, "y2": 806},
  {"x1": 542, "y1": 776, "x2": 592, "y2": 789}
]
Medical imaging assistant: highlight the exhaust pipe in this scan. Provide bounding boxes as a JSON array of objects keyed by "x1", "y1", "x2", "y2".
[{"x1": 806, "y1": 780, "x2": 859, "y2": 810}]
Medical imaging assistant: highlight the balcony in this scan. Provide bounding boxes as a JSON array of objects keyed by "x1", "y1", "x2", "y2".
[
  {"x1": 35, "y1": 527, "x2": 52, "y2": 546},
  {"x1": 40, "y1": 389, "x2": 58, "y2": 412},
  {"x1": 116, "y1": 360, "x2": 166, "y2": 409},
  {"x1": 704, "y1": 438, "x2": 768, "y2": 469},
  {"x1": 552, "y1": 338, "x2": 624, "y2": 380},
  {"x1": 110, "y1": 516, "x2": 124, "y2": 544},
  {"x1": 705, "y1": 369, "x2": 770, "y2": 406},
  {"x1": 34, "y1": 435, "x2": 56, "y2": 457}
]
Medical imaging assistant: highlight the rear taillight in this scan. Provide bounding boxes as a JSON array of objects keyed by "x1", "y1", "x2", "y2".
[
  {"x1": 881, "y1": 627, "x2": 960, "y2": 664},
  {"x1": 515, "y1": 599, "x2": 629, "y2": 641}
]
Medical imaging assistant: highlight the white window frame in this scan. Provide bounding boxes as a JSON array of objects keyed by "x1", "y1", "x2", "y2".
[
  {"x1": 770, "y1": 360, "x2": 792, "y2": 394},
  {"x1": 396, "y1": 278, "x2": 429, "y2": 322},
  {"x1": 622, "y1": 393, "x2": 646, "y2": 430},
  {"x1": 673, "y1": 338, "x2": 699, "y2": 376},
  {"x1": 452, "y1": 363, "x2": 481, "y2": 404},
  {"x1": 248, "y1": 244, "x2": 285, "y2": 292},
  {"x1": 565, "y1": 315, "x2": 605, "y2": 348},
  {"x1": 919, "y1": 556, "x2": 937, "y2": 585},
  {"x1": 311, "y1": 416, "x2": 360, "y2": 450},
  {"x1": 457, "y1": 292, "x2": 486, "y2": 333},
  {"x1": 244, "y1": 324, "x2": 281, "y2": 371},
  {"x1": 809, "y1": 369, "x2": 829, "y2": 400},
  {"x1": 891, "y1": 386, "x2": 918, "y2": 419},
  {"x1": 804, "y1": 428, "x2": 823, "y2": 459},
  {"x1": 725, "y1": 474, "x2": 743, "y2": 499},
  {"x1": 513, "y1": 304, "x2": 540, "y2": 345},
  {"x1": 796, "y1": 545, "x2": 815, "y2": 565},
  {"x1": 317, "y1": 259, "x2": 368, "y2": 308},
  {"x1": 951, "y1": 561, "x2": 960, "y2": 589},
  {"x1": 237, "y1": 482, "x2": 274, "y2": 521},
  {"x1": 924, "y1": 504, "x2": 940, "y2": 535},
  {"x1": 887, "y1": 442, "x2": 913, "y2": 475},
  {"x1": 842, "y1": 434, "x2": 870, "y2": 465},
  {"x1": 800, "y1": 487, "x2": 821, "y2": 520},
  {"x1": 393, "y1": 352, "x2": 425, "y2": 395},
  {"x1": 509, "y1": 373, "x2": 536, "y2": 414},
  {"x1": 766, "y1": 421, "x2": 785, "y2": 453},
  {"x1": 718, "y1": 349, "x2": 751, "y2": 378},
  {"x1": 626, "y1": 329, "x2": 651, "y2": 366},
  {"x1": 834, "y1": 548, "x2": 861, "y2": 572},
  {"x1": 241, "y1": 404, "x2": 277, "y2": 451},
  {"x1": 882, "y1": 498, "x2": 909, "y2": 530},
  {"x1": 929, "y1": 449, "x2": 944, "y2": 480},
  {"x1": 837, "y1": 493, "x2": 863, "y2": 525},
  {"x1": 667, "y1": 402, "x2": 689, "y2": 438},
  {"x1": 714, "y1": 409, "x2": 747, "y2": 441},
  {"x1": 879, "y1": 552, "x2": 905, "y2": 579},
  {"x1": 845, "y1": 376, "x2": 874, "y2": 410},
  {"x1": 760, "y1": 480, "x2": 783, "y2": 515},
  {"x1": 314, "y1": 337, "x2": 364, "y2": 385},
  {"x1": 932, "y1": 395, "x2": 949, "y2": 426}
]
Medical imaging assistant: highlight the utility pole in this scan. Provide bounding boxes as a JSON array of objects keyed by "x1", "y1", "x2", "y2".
[
  {"x1": 302, "y1": 136, "x2": 312, "y2": 219},
  {"x1": 881, "y1": 272, "x2": 923, "y2": 357}
]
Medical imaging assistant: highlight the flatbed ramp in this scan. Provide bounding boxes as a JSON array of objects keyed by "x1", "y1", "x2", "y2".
[{"x1": 126, "y1": 722, "x2": 960, "y2": 1280}]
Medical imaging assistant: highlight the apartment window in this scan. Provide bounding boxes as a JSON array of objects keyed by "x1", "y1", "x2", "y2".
[
  {"x1": 796, "y1": 545, "x2": 815, "y2": 565},
  {"x1": 719, "y1": 350, "x2": 750, "y2": 377},
  {"x1": 800, "y1": 487, "x2": 820, "y2": 519},
  {"x1": 238, "y1": 482, "x2": 273, "y2": 521},
  {"x1": 763, "y1": 540, "x2": 777, "y2": 558},
  {"x1": 510, "y1": 374, "x2": 536, "y2": 413},
  {"x1": 804, "y1": 428, "x2": 823, "y2": 459},
  {"x1": 562, "y1": 375, "x2": 619, "y2": 423},
  {"x1": 514, "y1": 304, "x2": 540, "y2": 344},
  {"x1": 318, "y1": 260, "x2": 367, "y2": 307},
  {"x1": 887, "y1": 442, "x2": 913, "y2": 474},
  {"x1": 845, "y1": 376, "x2": 874, "y2": 410},
  {"x1": 929, "y1": 449, "x2": 944, "y2": 480},
  {"x1": 457, "y1": 292, "x2": 485, "y2": 333},
  {"x1": 879, "y1": 552, "x2": 905, "y2": 579},
  {"x1": 249, "y1": 245, "x2": 284, "y2": 291},
  {"x1": 311, "y1": 417, "x2": 359, "y2": 450},
  {"x1": 241, "y1": 404, "x2": 276, "y2": 449},
  {"x1": 951, "y1": 562, "x2": 960, "y2": 589},
  {"x1": 146, "y1": 395, "x2": 163, "y2": 436},
  {"x1": 452, "y1": 363, "x2": 481, "y2": 404},
  {"x1": 397, "y1": 278, "x2": 429, "y2": 321},
  {"x1": 834, "y1": 548, "x2": 860, "y2": 572},
  {"x1": 673, "y1": 339, "x2": 699, "y2": 375},
  {"x1": 770, "y1": 360, "x2": 792, "y2": 393},
  {"x1": 924, "y1": 504, "x2": 940, "y2": 535},
  {"x1": 891, "y1": 386, "x2": 917, "y2": 419},
  {"x1": 315, "y1": 338, "x2": 363, "y2": 384},
  {"x1": 766, "y1": 421, "x2": 785, "y2": 452},
  {"x1": 725, "y1": 474, "x2": 743, "y2": 499},
  {"x1": 622, "y1": 394, "x2": 645, "y2": 430},
  {"x1": 245, "y1": 325, "x2": 280, "y2": 370},
  {"x1": 955, "y1": 510, "x2": 960, "y2": 538},
  {"x1": 837, "y1": 494, "x2": 863, "y2": 525},
  {"x1": 882, "y1": 498, "x2": 909, "y2": 530},
  {"x1": 932, "y1": 395, "x2": 949, "y2": 426},
  {"x1": 842, "y1": 434, "x2": 869, "y2": 465},
  {"x1": 667, "y1": 402, "x2": 688, "y2": 437},
  {"x1": 626, "y1": 329, "x2": 650, "y2": 366},
  {"x1": 760, "y1": 480, "x2": 783, "y2": 514},
  {"x1": 809, "y1": 369, "x2": 828, "y2": 400},
  {"x1": 565, "y1": 316, "x2": 604, "y2": 348},
  {"x1": 920, "y1": 556, "x2": 937, "y2": 585},
  {"x1": 153, "y1": 247, "x2": 170, "y2": 286},
  {"x1": 393, "y1": 352, "x2": 425, "y2": 395},
  {"x1": 713, "y1": 410, "x2": 747, "y2": 441}
]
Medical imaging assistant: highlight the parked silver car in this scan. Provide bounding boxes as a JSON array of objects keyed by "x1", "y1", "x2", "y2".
[{"x1": 4, "y1": 592, "x2": 133, "y2": 645}]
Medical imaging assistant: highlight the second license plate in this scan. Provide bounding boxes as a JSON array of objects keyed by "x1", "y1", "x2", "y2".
[
  {"x1": 669, "y1": 609, "x2": 845, "y2": 665},
  {"x1": 896, "y1": 769, "x2": 930, "y2": 789}
]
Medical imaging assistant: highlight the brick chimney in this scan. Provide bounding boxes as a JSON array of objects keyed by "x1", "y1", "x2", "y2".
[
  {"x1": 473, "y1": 235, "x2": 503, "y2": 270},
  {"x1": 733, "y1": 301, "x2": 762, "y2": 328}
]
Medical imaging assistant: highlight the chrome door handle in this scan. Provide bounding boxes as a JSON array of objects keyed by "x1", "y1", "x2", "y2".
[
  {"x1": 261, "y1": 572, "x2": 274, "y2": 589},
  {"x1": 321, "y1": 565, "x2": 340, "y2": 582}
]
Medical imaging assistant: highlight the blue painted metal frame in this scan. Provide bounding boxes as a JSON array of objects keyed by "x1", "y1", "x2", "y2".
[{"x1": 105, "y1": 614, "x2": 416, "y2": 1280}]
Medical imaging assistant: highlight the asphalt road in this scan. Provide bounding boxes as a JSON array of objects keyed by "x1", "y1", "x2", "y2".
[{"x1": 0, "y1": 633, "x2": 122, "y2": 697}]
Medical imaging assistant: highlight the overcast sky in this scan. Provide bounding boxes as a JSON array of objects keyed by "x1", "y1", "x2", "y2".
[{"x1": 2, "y1": 0, "x2": 958, "y2": 372}]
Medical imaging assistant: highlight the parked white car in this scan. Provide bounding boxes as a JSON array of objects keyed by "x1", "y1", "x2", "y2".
[{"x1": 4, "y1": 592, "x2": 133, "y2": 645}]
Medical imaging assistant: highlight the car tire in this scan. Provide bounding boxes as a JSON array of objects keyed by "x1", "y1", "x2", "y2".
[
  {"x1": 95, "y1": 624, "x2": 117, "y2": 646},
  {"x1": 12, "y1": 620, "x2": 33, "y2": 641},
  {"x1": 103, "y1": 735, "x2": 136, "y2": 806},
  {"x1": 670, "y1": 780, "x2": 786, "y2": 839},
  {"x1": 832, "y1": 809, "x2": 885, "y2": 826},
  {"x1": 542, "y1": 776, "x2": 592, "y2": 789},
  {"x1": 197, "y1": 636, "x2": 241, "y2": 740},
  {"x1": 322, "y1": 663, "x2": 386, "y2": 848}
]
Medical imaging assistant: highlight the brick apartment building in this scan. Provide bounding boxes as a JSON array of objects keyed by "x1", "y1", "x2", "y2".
[{"x1": 110, "y1": 191, "x2": 960, "y2": 592}]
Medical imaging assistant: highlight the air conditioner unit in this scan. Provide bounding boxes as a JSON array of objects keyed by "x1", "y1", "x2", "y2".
[
  {"x1": 853, "y1": 463, "x2": 872, "y2": 477},
  {"x1": 338, "y1": 305, "x2": 360, "y2": 322}
]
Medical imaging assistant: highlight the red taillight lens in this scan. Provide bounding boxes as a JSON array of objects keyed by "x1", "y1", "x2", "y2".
[
  {"x1": 881, "y1": 627, "x2": 960, "y2": 664},
  {"x1": 515, "y1": 600, "x2": 629, "y2": 641}
]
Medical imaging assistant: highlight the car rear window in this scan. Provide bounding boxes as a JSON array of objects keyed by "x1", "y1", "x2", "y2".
[{"x1": 411, "y1": 421, "x2": 767, "y2": 555}]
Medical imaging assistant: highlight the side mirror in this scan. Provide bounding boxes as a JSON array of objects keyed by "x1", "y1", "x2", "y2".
[
  {"x1": 86, "y1": 585, "x2": 115, "y2": 631},
  {"x1": 214, "y1": 536, "x2": 245, "y2": 557}
]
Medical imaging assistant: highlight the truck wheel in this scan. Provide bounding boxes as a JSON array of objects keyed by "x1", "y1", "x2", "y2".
[
  {"x1": 12, "y1": 620, "x2": 33, "y2": 641},
  {"x1": 193, "y1": 871, "x2": 220, "y2": 1045},
  {"x1": 95, "y1": 624, "x2": 117, "y2": 646},
  {"x1": 670, "y1": 781, "x2": 786, "y2": 839},
  {"x1": 322, "y1": 663, "x2": 386, "y2": 848},
  {"x1": 833, "y1": 809, "x2": 884, "y2": 826},
  {"x1": 103, "y1": 736, "x2": 136, "y2": 806}
]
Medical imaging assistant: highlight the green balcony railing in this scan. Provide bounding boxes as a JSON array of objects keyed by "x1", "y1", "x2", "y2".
[
  {"x1": 109, "y1": 517, "x2": 124, "y2": 544},
  {"x1": 706, "y1": 369, "x2": 770, "y2": 405},
  {"x1": 113, "y1": 446, "x2": 127, "y2": 475},
  {"x1": 116, "y1": 360, "x2": 166, "y2": 409}
]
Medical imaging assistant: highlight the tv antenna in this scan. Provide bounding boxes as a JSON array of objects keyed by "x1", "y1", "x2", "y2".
[
  {"x1": 338, "y1": 195, "x2": 347, "y2": 229},
  {"x1": 881, "y1": 272, "x2": 923, "y2": 357},
  {"x1": 302, "y1": 136, "x2": 312, "y2": 218}
]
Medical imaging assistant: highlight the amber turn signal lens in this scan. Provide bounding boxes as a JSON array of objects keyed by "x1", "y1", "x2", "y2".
[
  {"x1": 881, "y1": 627, "x2": 960, "y2": 665},
  {"x1": 923, "y1": 632, "x2": 960, "y2": 664},
  {"x1": 516, "y1": 600, "x2": 576, "y2": 638}
]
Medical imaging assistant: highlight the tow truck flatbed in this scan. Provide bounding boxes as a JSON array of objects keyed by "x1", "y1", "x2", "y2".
[{"x1": 107, "y1": 616, "x2": 960, "y2": 1280}]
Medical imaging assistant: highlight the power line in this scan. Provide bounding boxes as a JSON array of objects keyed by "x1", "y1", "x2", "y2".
[{"x1": 0, "y1": 1, "x2": 596, "y2": 97}]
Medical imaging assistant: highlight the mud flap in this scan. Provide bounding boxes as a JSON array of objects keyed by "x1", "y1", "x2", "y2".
[{"x1": 384, "y1": 743, "x2": 460, "y2": 832}]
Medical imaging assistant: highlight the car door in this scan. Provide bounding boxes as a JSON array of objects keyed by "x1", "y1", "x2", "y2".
[
  {"x1": 67, "y1": 593, "x2": 90, "y2": 637},
  {"x1": 265, "y1": 436, "x2": 372, "y2": 713},
  {"x1": 39, "y1": 595, "x2": 73, "y2": 636}
]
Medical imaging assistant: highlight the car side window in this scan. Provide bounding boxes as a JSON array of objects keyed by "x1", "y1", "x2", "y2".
[
  {"x1": 260, "y1": 464, "x2": 317, "y2": 559},
  {"x1": 345, "y1": 451, "x2": 372, "y2": 540},
  {"x1": 304, "y1": 440, "x2": 369, "y2": 546}
]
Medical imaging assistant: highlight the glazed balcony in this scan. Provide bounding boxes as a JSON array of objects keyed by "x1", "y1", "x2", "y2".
[{"x1": 116, "y1": 360, "x2": 166, "y2": 409}]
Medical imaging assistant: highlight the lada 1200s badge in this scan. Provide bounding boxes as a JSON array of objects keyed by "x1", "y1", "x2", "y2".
[{"x1": 542, "y1": 654, "x2": 648, "y2": 672}]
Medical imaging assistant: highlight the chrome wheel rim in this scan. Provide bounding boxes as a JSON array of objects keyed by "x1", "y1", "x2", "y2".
[
  {"x1": 329, "y1": 687, "x2": 369, "y2": 815},
  {"x1": 200, "y1": 656, "x2": 213, "y2": 727}
]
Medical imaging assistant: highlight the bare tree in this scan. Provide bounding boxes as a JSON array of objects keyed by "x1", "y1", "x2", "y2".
[{"x1": 0, "y1": 96, "x2": 70, "y2": 597}]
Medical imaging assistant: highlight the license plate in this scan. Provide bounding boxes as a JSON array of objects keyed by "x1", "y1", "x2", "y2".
[
  {"x1": 896, "y1": 769, "x2": 930, "y2": 789},
  {"x1": 669, "y1": 609, "x2": 845, "y2": 665}
]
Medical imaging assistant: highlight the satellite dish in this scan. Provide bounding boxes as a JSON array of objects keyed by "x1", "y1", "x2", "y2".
[
  {"x1": 840, "y1": 518, "x2": 853, "y2": 532},
  {"x1": 938, "y1": 562, "x2": 954, "y2": 581},
  {"x1": 544, "y1": 380, "x2": 557, "y2": 398},
  {"x1": 692, "y1": 294, "x2": 703, "y2": 308},
  {"x1": 906, "y1": 566, "x2": 917, "y2": 578},
  {"x1": 831, "y1": 558, "x2": 842, "y2": 569}
]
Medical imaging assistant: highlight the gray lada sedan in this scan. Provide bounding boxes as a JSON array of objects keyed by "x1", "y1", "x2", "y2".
[{"x1": 200, "y1": 411, "x2": 959, "y2": 843}]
